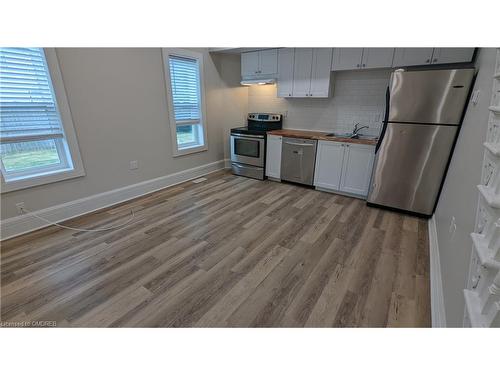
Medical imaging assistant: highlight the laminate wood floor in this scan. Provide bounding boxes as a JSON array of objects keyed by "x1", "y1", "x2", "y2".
[{"x1": 0, "y1": 170, "x2": 431, "y2": 327}]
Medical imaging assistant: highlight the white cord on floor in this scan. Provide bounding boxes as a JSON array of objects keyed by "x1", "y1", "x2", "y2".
[{"x1": 20, "y1": 207, "x2": 135, "y2": 232}]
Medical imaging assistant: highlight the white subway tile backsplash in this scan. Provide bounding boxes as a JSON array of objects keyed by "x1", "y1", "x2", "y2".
[{"x1": 248, "y1": 69, "x2": 391, "y2": 137}]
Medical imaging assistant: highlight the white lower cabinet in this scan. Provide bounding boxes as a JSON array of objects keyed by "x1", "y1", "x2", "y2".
[
  {"x1": 314, "y1": 140, "x2": 375, "y2": 197},
  {"x1": 266, "y1": 135, "x2": 282, "y2": 179},
  {"x1": 313, "y1": 141, "x2": 344, "y2": 190},
  {"x1": 339, "y1": 143, "x2": 375, "y2": 196}
]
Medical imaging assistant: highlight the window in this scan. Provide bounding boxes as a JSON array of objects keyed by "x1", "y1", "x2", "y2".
[
  {"x1": 0, "y1": 48, "x2": 84, "y2": 192},
  {"x1": 162, "y1": 49, "x2": 207, "y2": 156}
]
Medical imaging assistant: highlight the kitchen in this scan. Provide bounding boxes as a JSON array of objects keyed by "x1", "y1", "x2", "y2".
[
  {"x1": 2, "y1": 1, "x2": 500, "y2": 373},
  {"x1": 229, "y1": 48, "x2": 476, "y2": 216},
  {"x1": 3, "y1": 46, "x2": 495, "y2": 333}
]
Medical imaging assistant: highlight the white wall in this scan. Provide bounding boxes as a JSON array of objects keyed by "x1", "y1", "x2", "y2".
[
  {"x1": 434, "y1": 48, "x2": 497, "y2": 326},
  {"x1": 248, "y1": 69, "x2": 390, "y2": 137},
  {"x1": 0, "y1": 48, "x2": 246, "y2": 220}
]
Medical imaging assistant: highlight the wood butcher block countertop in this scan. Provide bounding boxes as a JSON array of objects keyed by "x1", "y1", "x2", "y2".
[{"x1": 267, "y1": 129, "x2": 378, "y2": 146}]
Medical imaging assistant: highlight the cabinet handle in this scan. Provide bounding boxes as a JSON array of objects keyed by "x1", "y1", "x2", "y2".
[
  {"x1": 362, "y1": 64, "x2": 366, "y2": 67},
  {"x1": 426, "y1": 59, "x2": 430, "y2": 63},
  {"x1": 356, "y1": 64, "x2": 360, "y2": 67},
  {"x1": 309, "y1": 93, "x2": 313, "y2": 97},
  {"x1": 288, "y1": 93, "x2": 291, "y2": 97},
  {"x1": 433, "y1": 58, "x2": 438, "y2": 63}
]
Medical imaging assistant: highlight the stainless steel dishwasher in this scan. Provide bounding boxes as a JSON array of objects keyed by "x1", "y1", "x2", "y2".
[{"x1": 280, "y1": 137, "x2": 317, "y2": 186}]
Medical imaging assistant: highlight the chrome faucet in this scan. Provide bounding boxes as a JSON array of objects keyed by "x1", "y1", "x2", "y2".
[{"x1": 351, "y1": 123, "x2": 369, "y2": 138}]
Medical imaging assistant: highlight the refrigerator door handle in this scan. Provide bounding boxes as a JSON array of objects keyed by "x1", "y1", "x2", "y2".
[{"x1": 375, "y1": 86, "x2": 390, "y2": 154}]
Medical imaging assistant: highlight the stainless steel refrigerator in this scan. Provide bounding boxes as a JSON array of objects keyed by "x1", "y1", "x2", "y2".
[{"x1": 367, "y1": 68, "x2": 475, "y2": 216}]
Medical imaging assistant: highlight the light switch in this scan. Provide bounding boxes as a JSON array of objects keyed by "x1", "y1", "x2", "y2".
[{"x1": 129, "y1": 160, "x2": 138, "y2": 170}]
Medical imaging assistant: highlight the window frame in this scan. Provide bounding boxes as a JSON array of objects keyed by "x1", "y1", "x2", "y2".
[
  {"x1": 0, "y1": 48, "x2": 85, "y2": 193},
  {"x1": 162, "y1": 49, "x2": 208, "y2": 157}
]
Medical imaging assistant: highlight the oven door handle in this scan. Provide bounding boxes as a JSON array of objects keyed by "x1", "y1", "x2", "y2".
[
  {"x1": 232, "y1": 163, "x2": 263, "y2": 170},
  {"x1": 231, "y1": 134, "x2": 265, "y2": 139}
]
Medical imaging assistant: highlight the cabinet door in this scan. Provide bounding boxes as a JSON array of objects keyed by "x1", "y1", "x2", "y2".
[
  {"x1": 266, "y1": 135, "x2": 282, "y2": 179},
  {"x1": 292, "y1": 48, "x2": 313, "y2": 97},
  {"x1": 259, "y1": 49, "x2": 278, "y2": 75},
  {"x1": 241, "y1": 51, "x2": 260, "y2": 77},
  {"x1": 313, "y1": 141, "x2": 344, "y2": 191},
  {"x1": 361, "y1": 48, "x2": 394, "y2": 69},
  {"x1": 339, "y1": 143, "x2": 375, "y2": 197},
  {"x1": 309, "y1": 48, "x2": 333, "y2": 97},
  {"x1": 331, "y1": 48, "x2": 363, "y2": 71},
  {"x1": 431, "y1": 48, "x2": 475, "y2": 65},
  {"x1": 277, "y1": 48, "x2": 295, "y2": 98},
  {"x1": 392, "y1": 48, "x2": 434, "y2": 67}
]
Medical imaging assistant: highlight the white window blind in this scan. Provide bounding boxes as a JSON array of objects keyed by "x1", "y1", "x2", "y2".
[
  {"x1": 0, "y1": 48, "x2": 64, "y2": 144},
  {"x1": 168, "y1": 55, "x2": 201, "y2": 126}
]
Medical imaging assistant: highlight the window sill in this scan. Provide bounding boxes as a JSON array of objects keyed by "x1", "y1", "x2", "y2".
[
  {"x1": 1, "y1": 167, "x2": 86, "y2": 193},
  {"x1": 173, "y1": 144, "x2": 208, "y2": 157}
]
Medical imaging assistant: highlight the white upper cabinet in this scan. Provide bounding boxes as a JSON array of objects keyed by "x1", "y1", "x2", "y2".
[
  {"x1": 393, "y1": 48, "x2": 434, "y2": 67},
  {"x1": 275, "y1": 48, "x2": 333, "y2": 98},
  {"x1": 339, "y1": 143, "x2": 375, "y2": 197},
  {"x1": 430, "y1": 48, "x2": 475, "y2": 65},
  {"x1": 290, "y1": 48, "x2": 332, "y2": 98},
  {"x1": 361, "y1": 48, "x2": 395, "y2": 69},
  {"x1": 277, "y1": 48, "x2": 295, "y2": 98},
  {"x1": 393, "y1": 48, "x2": 475, "y2": 67},
  {"x1": 241, "y1": 51, "x2": 260, "y2": 76},
  {"x1": 241, "y1": 49, "x2": 278, "y2": 77},
  {"x1": 331, "y1": 48, "x2": 364, "y2": 71},
  {"x1": 259, "y1": 49, "x2": 278, "y2": 75},
  {"x1": 266, "y1": 135, "x2": 282, "y2": 179},
  {"x1": 292, "y1": 48, "x2": 313, "y2": 97},
  {"x1": 332, "y1": 48, "x2": 394, "y2": 71},
  {"x1": 309, "y1": 48, "x2": 333, "y2": 97},
  {"x1": 314, "y1": 141, "x2": 344, "y2": 191}
]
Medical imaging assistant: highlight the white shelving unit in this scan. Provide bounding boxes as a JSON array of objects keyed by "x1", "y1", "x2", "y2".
[
  {"x1": 484, "y1": 141, "x2": 500, "y2": 157},
  {"x1": 464, "y1": 48, "x2": 500, "y2": 327},
  {"x1": 470, "y1": 233, "x2": 500, "y2": 268}
]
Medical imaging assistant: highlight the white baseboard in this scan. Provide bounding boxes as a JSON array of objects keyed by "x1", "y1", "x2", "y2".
[
  {"x1": 1, "y1": 160, "x2": 226, "y2": 241},
  {"x1": 428, "y1": 215, "x2": 447, "y2": 327},
  {"x1": 224, "y1": 159, "x2": 231, "y2": 169}
]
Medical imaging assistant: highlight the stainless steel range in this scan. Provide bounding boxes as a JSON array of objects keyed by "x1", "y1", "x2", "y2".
[{"x1": 230, "y1": 113, "x2": 282, "y2": 180}]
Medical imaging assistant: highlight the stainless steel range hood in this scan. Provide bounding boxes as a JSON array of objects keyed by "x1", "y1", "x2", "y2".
[{"x1": 240, "y1": 78, "x2": 276, "y2": 86}]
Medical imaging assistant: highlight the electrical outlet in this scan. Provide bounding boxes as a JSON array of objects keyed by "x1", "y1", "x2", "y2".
[
  {"x1": 16, "y1": 202, "x2": 25, "y2": 214},
  {"x1": 129, "y1": 160, "x2": 138, "y2": 170}
]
